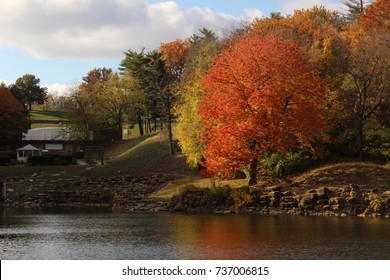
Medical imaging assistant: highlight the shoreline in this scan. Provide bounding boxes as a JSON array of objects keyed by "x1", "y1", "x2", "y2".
[{"x1": 2, "y1": 174, "x2": 390, "y2": 218}]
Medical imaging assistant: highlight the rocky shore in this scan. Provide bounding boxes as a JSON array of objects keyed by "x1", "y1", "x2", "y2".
[
  {"x1": 168, "y1": 184, "x2": 390, "y2": 218},
  {"x1": 2, "y1": 175, "x2": 390, "y2": 217}
]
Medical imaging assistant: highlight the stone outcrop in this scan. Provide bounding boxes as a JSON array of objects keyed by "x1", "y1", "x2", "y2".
[
  {"x1": 169, "y1": 184, "x2": 390, "y2": 218},
  {"x1": 3, "y1": 175, "x2": 390, "y2": 217}
]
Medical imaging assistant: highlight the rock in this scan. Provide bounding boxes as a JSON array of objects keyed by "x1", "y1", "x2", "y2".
[
  {"x1": 317, "y1": 187, "x2": 331, "y2": 199},
  {"x1": 323, "y1": 205, "x2": 331, "y2": 210},
  {"x1": 382, "y1": 191, "x2": 390, "y2": 197},
  {"x1": 329, "y1": 197, "x2": 345, "y2": 205},
  {"x1": 266, "y1": 185, "x2": 283, "y2": 192},
  {"x1": 317, "y1": 199, "x2": 329, "y2": 205},
  {"x1": 303, "y1": 192, "x2": 318, "y2": 201},
  {"x1": 331, "y1": 204, "x2": 343, "y2": 211},
  {"x1": 282, "y1": 196, "x2": 296, "y2": 203},
  {"x1": 268, "y1": 191, "x2": 282, "y2": 199},
  {"x1": 283, "y1": 191, "x2": 294, "y2": 196}
]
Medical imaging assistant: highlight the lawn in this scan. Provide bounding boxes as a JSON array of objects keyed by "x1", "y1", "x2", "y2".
[{"x1": 30, "y1": 110, "x2": 67, "y2": 121}]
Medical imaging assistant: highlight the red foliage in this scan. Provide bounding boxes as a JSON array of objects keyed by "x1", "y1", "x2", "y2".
[
  {"x1": 0, "y1": 88, "x2": 31, "y2": 143},
  {"x1": 360, "y1": 0, "x2": 390, "y2": 33},
  {"x1": 200, "y1": 35, "x2": 327, "y2": 177}
]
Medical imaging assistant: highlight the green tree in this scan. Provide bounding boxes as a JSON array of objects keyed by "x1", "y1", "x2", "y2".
[
  {"x1": 64, "y1": 85, "x2": 98, "y2": 142},
  {"x1": 98, "y1": 72, "x2": 145, "y2": 140},
  {"x1": 342, "y1": 0, "x2": 372, "y2": 22},
  {"x1": 120, "y1": 49, "x2": 178, "y2": 155},
  {"x1": 11, "y1": 74, "x2": 47, "y2": 111}
]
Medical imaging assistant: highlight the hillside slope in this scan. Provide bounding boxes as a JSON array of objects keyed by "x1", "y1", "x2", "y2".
[{"x1": 83, "y1": 134, "x2": 196, "y2": 177}]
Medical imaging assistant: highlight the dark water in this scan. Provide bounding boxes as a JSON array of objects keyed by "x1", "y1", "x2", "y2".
[{"x1": 1, "y1": 208, "x2": 389, "y2": 260}]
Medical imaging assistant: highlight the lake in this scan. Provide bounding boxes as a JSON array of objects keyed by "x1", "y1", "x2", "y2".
[{"x1": 1, "y1": 208, "x2": 389, "y2": 259}]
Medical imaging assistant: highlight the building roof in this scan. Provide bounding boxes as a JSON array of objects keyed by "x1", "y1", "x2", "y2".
[
  {"x1": 17, "y1": 144, "x2": 41, "y2": 151},
  {"x1": 23, "y1": 127, "x2": 71, "y2": 141}
]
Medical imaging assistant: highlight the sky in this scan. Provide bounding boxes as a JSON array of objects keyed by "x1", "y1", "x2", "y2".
[{"x1": 0, "y1": 0, "x2": 343, "y2": 95}]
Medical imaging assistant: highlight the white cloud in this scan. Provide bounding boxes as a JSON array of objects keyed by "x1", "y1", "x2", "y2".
[
  {"x1": 243, "y1": 8, "x2": 264, "y2": 20},
  {"x1": 43, "y1": 83, "x2": 70, "y2": 95},
  {"x1": 281, "y1": 0, "x2": 343, "y2": 15},
  {"x1": 0, "y1": 80, "x2": 12, "y2": 86},
  {"x1": 0, "y1": 0, "x2": 240, "y2": 60}
]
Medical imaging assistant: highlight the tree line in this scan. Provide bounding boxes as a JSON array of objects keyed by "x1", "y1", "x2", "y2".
[{"x1": 1, "y1": 0, "x2": 388, "y2": 185}]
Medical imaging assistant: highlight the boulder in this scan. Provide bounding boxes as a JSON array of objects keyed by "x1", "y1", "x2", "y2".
[
  {"x1": 265, "y1": 185, "x2": 283, "y2": 192},
  {"x1": 317, "y1": 187, "x2": 331, "y2": 199},
  {"x1": 268, "y1": 191, "x2": 282, "y2": 199}
]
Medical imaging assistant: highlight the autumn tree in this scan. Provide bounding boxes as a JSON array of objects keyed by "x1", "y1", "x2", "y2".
[
  {"x1": 360, "y1": 0, "x2": 390, "y2": 48},
  {"x1": 341, "y1": 18, "x2": 390, "y2": 159},
  {"x1": 64, "y1": 85, "x2": 96, "y2": 142},
  {"x1": 201, "y1": 36, "x2": 327, "y2": 185},
  {"x1": 11, "y1": 74, "x2": 47, "y2": 111},
  {"x1": 251, "y1": 7, "x2": 356, "y2": 154},
  {"x1": 98, "y1": 72, "x2": 145, "y2": 140},
  {"x1": 175, "y1": 29, "x2": 219, "y2": 168},
  {"x1": 65, "y1": 68, "x2": 111, "y2": 142},
  {"x1": 82, "y1": 67, "x2": 112, "y2": 85},
  {"x1": 0, "y1": 88, "x2": 31, "y2": 144}
]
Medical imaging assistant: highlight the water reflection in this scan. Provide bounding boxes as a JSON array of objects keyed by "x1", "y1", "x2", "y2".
[{"x1": 0, "y1": 209, "x2": 389, "y2": 259}]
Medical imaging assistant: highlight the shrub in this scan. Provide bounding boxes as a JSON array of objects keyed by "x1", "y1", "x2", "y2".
[
  {"x1": 72, "y1": 151, "x2": 85, "y2": 159},
  {"x1": 59, "y1": 155, "x2": 73, "y2": 163},
  {"x1": 27, "y1": 156, "x2": 56, "y2": 166},
  {"x1": 0, "y1": 155, "x2": 11, "y2": 166},
  {"x1": 260, "y1": 150, "x2": 314, "y2": 177},
  {"x1": 229, "y1": 187, "x2": 253, "y2": 208},
  {"x1": 170, "y1": 185, "x2": 232, "y2": 210},
  {"x1": 364, "y1": 192, "x2": 387, "y2": 214}
]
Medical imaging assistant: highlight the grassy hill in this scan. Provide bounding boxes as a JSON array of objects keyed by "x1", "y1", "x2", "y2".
[
  {"x1": 30, "y1": 110, "x2": 67, "y2": 121},
  {"x1": 83, "y1": 133, "x2": 196, "y2": 177},
  {"x1": 30, "y1": 110, "x2": 68, "y2": 128}
]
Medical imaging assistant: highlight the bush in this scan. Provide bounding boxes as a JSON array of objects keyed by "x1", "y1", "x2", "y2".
[
  {"x1": 59, "y1": 155, "x2": 73, "y2": 163},
  {"x1": 0, "y1": 155, "x2": 11, "y2": 166},
  {"x1": 72, "y1": 151, "x2": 85, "y2": 159},
  {"x1": 260, "y1": 150, "x2": 314, "y2": 177},
  {"x1": 229, "y1": 187, "x2": 253, "y2": 208},
  {"x1": 27, "y1": 156, "x2": 56, "y2": 166},
  {"x1": 170, "y1": 185, "x2": 232, "y2": 210},
  {"x1": 364, "y1": 193, "x2": 388, "y2": 215}
]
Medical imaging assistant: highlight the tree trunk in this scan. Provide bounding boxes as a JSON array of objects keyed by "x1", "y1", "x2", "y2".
[
  {"x1": 248, "y1": 156, "x2": 258, "y2": 186},
  {"x1": 358, "y1": 120, "x2": 365, "y2": 161},
  {"x1": 137, "y1": 115, "x2": 144, "y2": 136},
  {"x1": 167, "y1": 112, "x2": 174, "y2": 156}
]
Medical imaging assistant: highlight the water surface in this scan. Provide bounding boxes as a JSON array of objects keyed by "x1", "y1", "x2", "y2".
[{"x1": 1, "y1": 208, "x2": 389, "y2": 259}]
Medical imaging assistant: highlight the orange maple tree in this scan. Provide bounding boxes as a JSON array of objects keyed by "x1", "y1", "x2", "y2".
[
  {"x1": 360, "y1": 0, "x2": 390, "y2": 33},
  {"x1": 200, "y1": 35, "x2": 327, "y2": 185},
  {"x1": 160, "y1": 39, "x2": 189, "y2": 82}
]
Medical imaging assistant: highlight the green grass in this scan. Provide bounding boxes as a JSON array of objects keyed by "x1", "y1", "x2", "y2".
[
  {"x1": 83, "y1": 133, "x2": 196, "y2": 177},
  {"x1": 31, "y1": 123, "x2": 63, "y2": 128},
  {"x1": 30, "y1": 110, "x2": 67, "y2": 121}
]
